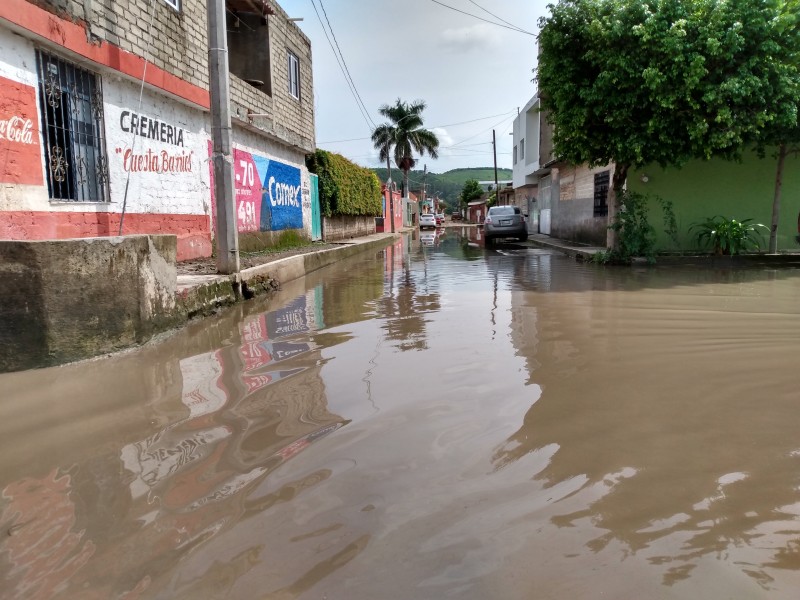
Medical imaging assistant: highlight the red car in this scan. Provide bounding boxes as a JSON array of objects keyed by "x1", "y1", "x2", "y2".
[{"x1": 435, "y1": 213, "x2": 445, "y2": 227}]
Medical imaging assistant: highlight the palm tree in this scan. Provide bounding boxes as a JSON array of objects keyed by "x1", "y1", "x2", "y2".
[{"x1": 371, "y1": 99, "x2": 440, "y2": 200}]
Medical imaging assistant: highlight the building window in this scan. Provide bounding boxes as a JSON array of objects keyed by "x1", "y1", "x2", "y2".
[
  {"x1": 513, "y1": 145, "x2": 518, "y2": 164},
  {"x1": 594, "y1": 170, "x2": 610, "y2": 217},
  {"x1": 520, "y1": 138, "x2": 525, "y2": 160},
  {"x1": 287, "y1": 50, "x2": 300, "y2": 100},
  {"x1": 162, "y1": 0, "x2": 180, "y2": 10},
  {"x1": 36, "y1": 50, "x2": 108, "y2": 202}
]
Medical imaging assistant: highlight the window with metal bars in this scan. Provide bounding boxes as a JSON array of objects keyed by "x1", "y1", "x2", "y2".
[
  {"x1": 36, "y1": 50, "x2": 109, "y2": 202},
  {"x1": 594, "y1": 170, "x2": 609, "y2": 217}
]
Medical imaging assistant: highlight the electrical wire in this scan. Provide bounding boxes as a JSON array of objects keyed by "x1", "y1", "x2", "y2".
[
  {"x1": 465, "y1": 0, "x2": 534, "y2": 35},
  {"x1": 118, "y1": 0, "x2": 157, "y2": 235},
  {"x1": 427, "y1": 0, "x2": 535, "y2": 36},
  {"x1": 317, "y1": 109, "x2": 516, "y2": 144},
  {"x1": 309, "y1": 0, "x2": 374, "y2": 133},
  {"x1": 317, "y1": 0, "x2": 375, "y2": 129}
]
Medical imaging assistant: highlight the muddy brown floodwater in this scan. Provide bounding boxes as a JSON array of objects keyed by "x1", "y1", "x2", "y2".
[{"x1": 2, "y1": 228, "x2": 800, "y2": 599}]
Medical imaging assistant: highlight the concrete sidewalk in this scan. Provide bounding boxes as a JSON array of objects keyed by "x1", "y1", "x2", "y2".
[
  {"x1": 526, "y1": 232, "x2": 604, "y2": 260},
  {"x1": 176, "y1": 232, "x2": 400, "y2": 315}
]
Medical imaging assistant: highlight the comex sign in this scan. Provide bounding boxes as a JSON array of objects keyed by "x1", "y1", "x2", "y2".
[{"x1": 269, "y1": 177, "x2": 301, "y2": 208}]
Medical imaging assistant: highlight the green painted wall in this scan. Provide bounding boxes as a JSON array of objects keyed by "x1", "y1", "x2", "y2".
[{"x1": 628, "y1": 150, "x2": 800, "y2": 252}]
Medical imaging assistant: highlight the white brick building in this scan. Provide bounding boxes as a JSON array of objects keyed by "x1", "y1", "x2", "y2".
[{"x1": 0, "y1": 0, "x2": 315, "y2": 260}]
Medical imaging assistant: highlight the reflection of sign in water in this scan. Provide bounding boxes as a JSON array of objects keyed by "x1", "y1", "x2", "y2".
[
  {"x1": 120, "y1": 425, "x2": 232, "y2": 499},
  {"x1": 240, "y1": 340, "x2": 312, "y2": 372},
  {"x1": 267, "y1": 295, "x2": 309, "y2": 337},
  {"x1": 278, "y1": 422, "x2": 344, "y2": 461},
  {"x1": 179, "y1": 350, "x2": 228, "y2": 418},
  {"x1": 241, "y1": 367, "x2": 305, "y2": 395}
]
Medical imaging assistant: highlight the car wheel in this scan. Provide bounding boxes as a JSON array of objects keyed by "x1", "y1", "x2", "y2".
[{"x1": 519, "y1": 234, "x2": 528, "y2": 242}]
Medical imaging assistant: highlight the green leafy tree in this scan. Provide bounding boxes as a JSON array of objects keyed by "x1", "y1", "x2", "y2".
[
  {"x1": 537, "y1": 0, "x2": 800, "y2": 249},
  {"x1": 371, "y1": 99, "x2": 440, "y2": 199},
  {"x1": 459, "y1": 178, "x2": 484, "y2": 209}
]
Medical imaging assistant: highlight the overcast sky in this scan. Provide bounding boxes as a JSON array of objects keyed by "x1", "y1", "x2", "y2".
[{"x1": 277, "y1": 0, "x2": 552, "y2": 174}]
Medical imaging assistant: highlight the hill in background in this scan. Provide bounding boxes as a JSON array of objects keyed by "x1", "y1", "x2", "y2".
[{"x1": 373, "y1": 167, "x2": 512, "y2": 209}]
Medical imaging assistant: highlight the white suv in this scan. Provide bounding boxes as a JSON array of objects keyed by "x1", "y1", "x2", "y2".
[{"x1": 419, "y1": 213, "x2": 437, "y2": 230}]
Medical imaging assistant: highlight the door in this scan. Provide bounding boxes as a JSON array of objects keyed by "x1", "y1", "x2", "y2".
[
  {"x1": 310, "y1": 173, "x2": 322, "y2": 241},
  {"x1": 539, "y1": 175, "x2": 551, "y2": 235}
]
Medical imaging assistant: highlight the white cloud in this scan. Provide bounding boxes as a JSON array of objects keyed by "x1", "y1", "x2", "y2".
[
  {"x1": 431, "y1": 127, "x2": 456, "y2": 155},
  {"x1": 438, "y1": 24, "x2": 502, "y2": 53}
]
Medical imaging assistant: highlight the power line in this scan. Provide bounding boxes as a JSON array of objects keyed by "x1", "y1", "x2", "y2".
[
  {"x1": 317, "y1": 0, "x2": 375, "y2": 129},
  {"x1": 309, "y1": 0, "x2": 374, "y2": 133},
  {"x1": 448, "y1": 113, "x2": 517, "y2": 148},
  {"x1": 427, "y1": 0, "x2": 535, "y2": 36},
  {"x1": 318, "y1": 109, "x2": 517, "y2": 144},
  {"x1": 466, "y1": 0, "x2": 534, "y2": 35}
]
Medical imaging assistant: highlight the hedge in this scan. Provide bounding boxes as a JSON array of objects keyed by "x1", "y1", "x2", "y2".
[{"x1": 306, "y1": 149, "x2": 383, "y2": 218}]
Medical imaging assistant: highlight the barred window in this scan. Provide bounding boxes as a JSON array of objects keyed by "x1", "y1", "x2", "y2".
[
  {"x1": 594, "y1": 170, "x2": 610, "y2": 217},
  {"x1": 287, "y1": 50, "x2": 300, "y2": 100},
  {"x1": 36, "y1": 50, "x2": 108, "y2": 202}
]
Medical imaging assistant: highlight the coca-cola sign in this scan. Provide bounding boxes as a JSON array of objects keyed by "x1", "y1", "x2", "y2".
[
  {"x1": 0, "y1": 116, "x2": 35, "y2": 145},
  {"x1": 0, "y1": 76, "x2": 42, "y2": 185}
]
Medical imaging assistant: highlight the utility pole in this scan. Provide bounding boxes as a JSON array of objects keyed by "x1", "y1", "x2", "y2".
[
  {"x1": 492, "y1": 129, "x2": 500, "y2": 205},
  {"x1": 422, "y1": 164, "x2": 427, "y2": 211},
  {"x1": 208, "y1": 0, "x2": 240, "y2": 274},
  {"x1": 386, "y1": 152, "x2": 395, "y2": 233}
]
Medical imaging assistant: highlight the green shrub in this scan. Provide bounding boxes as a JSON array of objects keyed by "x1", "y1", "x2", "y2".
[
  {"x1": 690, "y1": 216, "x2": 768, "y2": 255},
  {"x1": 306, "y1": 149, "x2": 382, "y2": 217},
  {"x1": 597, "y1": 191, "x2": 678, "y2": 264}
]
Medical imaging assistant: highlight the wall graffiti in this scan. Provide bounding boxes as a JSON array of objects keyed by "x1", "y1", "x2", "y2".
[
  {"x1": 209, "y1": 144, "x2": 303, "y2": 233},
  {"x1": 0, "y1": 75, "x2": 43, "y2": 185}
]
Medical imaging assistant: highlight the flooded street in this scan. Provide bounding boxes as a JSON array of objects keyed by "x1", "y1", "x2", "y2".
[{"x1": 2, "y1": 227, "x2": 800, "y2": 599}]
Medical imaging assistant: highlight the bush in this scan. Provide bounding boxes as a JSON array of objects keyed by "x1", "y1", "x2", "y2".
[
  {"x1": 306, "y1": 149, "x2": 382, "y2": 217},
  {"x1": 595, "y1": 191, "x2": 678, "y2": 264},
  {"x1": 690, "y1": 216, "x2": 768, "y2": 255}
]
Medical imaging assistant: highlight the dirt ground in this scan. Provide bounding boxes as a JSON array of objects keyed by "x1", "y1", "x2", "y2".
[{"x1": 176, "y1": 242, "x2": 342, "y2": 276}]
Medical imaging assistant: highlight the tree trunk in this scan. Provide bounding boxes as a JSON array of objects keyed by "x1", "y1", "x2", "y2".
[
  {"x1": 769, "y1": 143, "x2": 788, "y2": 254},
  {"x1": 606, "y1": 163, "x2": 629, "y2": 249},
  {"x1": 403, "y1": 169, "x2": 410, "y2": 200}
]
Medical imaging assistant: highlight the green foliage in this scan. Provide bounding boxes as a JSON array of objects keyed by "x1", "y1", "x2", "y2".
[
  {"x1": 372, "y1": 99, "x2": 439, "y2": 196},
  {"x1": 537, "y1": 0, "x2": 800, "y2": 172},
  {"x1": 594, "y1": 192, "x2": 678, "y2": 264},
  {"x1": 306, "y1": 149, "x2": 382, "y2": 217},
  {"x1": 459, "y1": 178, "x2": 484, "y2": 206},
  {"x1": 690, "y1": 216, "x2": 768, "y2": 255}
]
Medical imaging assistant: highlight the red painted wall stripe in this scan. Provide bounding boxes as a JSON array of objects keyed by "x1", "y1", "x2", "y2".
[
  {"x1": 0, "y1": 0, "x2": 210, "y2": 109},
  {"x1": 0, "y1": 211, "x2": 212, "y2": 261}
]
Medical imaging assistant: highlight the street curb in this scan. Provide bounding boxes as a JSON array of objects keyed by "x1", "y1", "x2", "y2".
[
  {"x1": 176, "y1": 233, "x2": 400, "y2": 317},
  {"x1": 527, "y1": 236, "x2": 603, "y2": 261}
]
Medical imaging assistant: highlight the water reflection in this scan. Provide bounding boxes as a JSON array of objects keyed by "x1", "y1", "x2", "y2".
[
  {"x1": 2, "y1": 230, "x2": 800, "y2": 598},
  {"x1": 487, "y1": 243, "x2": 800, "y2": 591}
]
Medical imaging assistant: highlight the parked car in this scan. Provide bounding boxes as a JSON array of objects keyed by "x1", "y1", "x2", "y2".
[
  {"x1": 419, "y1": 213, "x2": 437, "y2": 230},
  {"x1": 435, "y1": 213, "x2": 445, "y2": 227},
  {"x1": 483, "y1": 205, "x2": 527, "y2": 243}
]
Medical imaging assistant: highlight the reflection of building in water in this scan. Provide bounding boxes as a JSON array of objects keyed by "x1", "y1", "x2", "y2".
[
  {"x1": 1, "y1": 470, "x2": 96, "y2": 600},
  {"x1": 497, "y1": 254, "x2": 800, "y2": 585},
  {"x1": 0, "y1": 287, "x2": 351, "y2": 598}
]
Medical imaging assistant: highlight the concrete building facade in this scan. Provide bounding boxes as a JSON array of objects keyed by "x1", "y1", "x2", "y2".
[{"x1": 0, "y1": 0, "x2": 315, "y2": 261}]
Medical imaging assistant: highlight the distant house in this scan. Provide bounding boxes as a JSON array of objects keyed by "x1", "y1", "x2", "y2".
[
  {"x1": 511, "y1": 91, "x2": 800, "y2": 250},
  {"x1": 467, "y1": 200, "x2": 487, "y2": 224}
]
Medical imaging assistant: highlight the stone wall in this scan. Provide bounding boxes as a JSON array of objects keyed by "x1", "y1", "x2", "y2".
[
  {"x1": 322, "y1": 216, "x2": 376, "y2": 241},
  {"x1": 0, "y1": 235, "x2": 178, "y2": 372}
]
